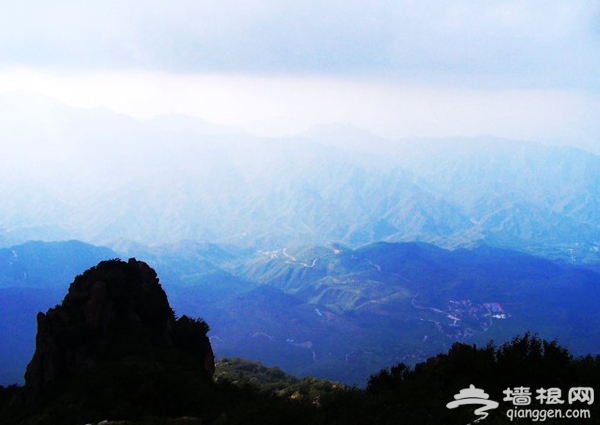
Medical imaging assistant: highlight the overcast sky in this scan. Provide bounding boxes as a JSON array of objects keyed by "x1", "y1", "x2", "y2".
[{"x1": 0, "y1": 1, "x2": 599, "y2": 146}]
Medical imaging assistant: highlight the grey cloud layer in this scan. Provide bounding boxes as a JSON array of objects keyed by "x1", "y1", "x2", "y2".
[{"x1": 1, "y1": 0, "x2": 599, "y2": 89}]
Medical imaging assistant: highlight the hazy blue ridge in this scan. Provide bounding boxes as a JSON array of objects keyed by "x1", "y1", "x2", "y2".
[{"x1": 1, "y1": 96, "x2": 600, "y2": 265}]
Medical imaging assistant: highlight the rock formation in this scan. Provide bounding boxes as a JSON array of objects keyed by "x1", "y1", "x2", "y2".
[{"x1": 24, "y1": 258, "x2": 215, "y2": 401}]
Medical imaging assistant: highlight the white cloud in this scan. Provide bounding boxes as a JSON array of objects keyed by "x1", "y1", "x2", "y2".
[
  {"x1": 1, "y1": 68, "x2": 598, "y2": 148},
  {"x1": 0, "y1": 1, "x2": 598, "y2": 146},
  {"x1": 1, "y1": 1, "x2": 598, "y2": 87}
]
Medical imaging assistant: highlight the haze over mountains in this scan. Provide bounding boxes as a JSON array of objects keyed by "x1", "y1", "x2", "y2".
[
  {"x1": 2, "y1": 3, "x2": 599, "y2": 422},
  {"x1": 2, "y1": 92, "x2": 600, "y2": 388},
  {"x1": 1, "y1": 92, "x2": 600, "y2": 268}
]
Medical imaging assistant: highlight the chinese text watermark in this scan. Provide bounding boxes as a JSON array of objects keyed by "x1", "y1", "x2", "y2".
[{"x1": 447, "y1": 385, "x2": 594, "y2": 424}]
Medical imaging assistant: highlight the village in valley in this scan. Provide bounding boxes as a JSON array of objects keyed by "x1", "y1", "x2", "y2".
[
  {"x1": 446, "y1": 299, "x2": 509, "y2": 338},
  {"x1": 414, "y1": 295, "x2": 510, "y2": 342}
]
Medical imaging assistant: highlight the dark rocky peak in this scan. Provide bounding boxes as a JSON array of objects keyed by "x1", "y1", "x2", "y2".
[
  {"x1": 61, "y1": 258, "x2": 173, "y2": 337},
  {"x1": 24, "y1": 258, "x2": 214, "y2": 402}
]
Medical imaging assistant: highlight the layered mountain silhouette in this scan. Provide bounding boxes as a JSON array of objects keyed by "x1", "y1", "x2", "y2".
[{"x1": 2, "y1": 94, "x2": 600, "y2": 266}]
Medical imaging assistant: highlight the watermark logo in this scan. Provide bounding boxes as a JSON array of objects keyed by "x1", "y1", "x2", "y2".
[
  {"x1": 446, "y1": 384, "x2": 499, "y2": 424},
  {"x1": 447, "y1": 385, "x2": 594, "y2": 423}
]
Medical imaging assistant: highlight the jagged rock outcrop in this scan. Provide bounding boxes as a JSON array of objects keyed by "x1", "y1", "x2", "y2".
[{"x1": 24, "y1": 258, "x2": 214, "y2": 401}]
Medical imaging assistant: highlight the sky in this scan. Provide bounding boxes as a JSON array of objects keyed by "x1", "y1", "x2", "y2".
[{"x1": 0, "y1": 0, "x2": 599, "y2": 146}]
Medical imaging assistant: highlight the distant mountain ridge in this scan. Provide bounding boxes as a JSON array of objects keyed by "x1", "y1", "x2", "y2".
[
  {"x1": 0, "y1": 240, "x2": 118, "y2": 289},
  {"x1": 1, "y1": 94, "x2": 600, "y2": 266}
]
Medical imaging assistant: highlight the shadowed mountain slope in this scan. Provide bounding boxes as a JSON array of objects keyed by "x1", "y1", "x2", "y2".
[{"x1": 2, "y1": 240, "x2": 599, "y2": 388}]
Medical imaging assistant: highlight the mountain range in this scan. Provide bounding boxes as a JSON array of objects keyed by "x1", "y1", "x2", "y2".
[
  {"x1": 2, "y1": 239, "x2": 599, "y2": 386},
  {"x1": 2, "y1": 92, "x2": 600, "y2": 387},
  {"x1": 1, "y1": 92, "x2": 600, "y2": 268}
]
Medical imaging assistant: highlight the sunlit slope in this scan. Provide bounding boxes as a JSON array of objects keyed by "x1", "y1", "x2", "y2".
[{"x1": 158, "y1": 241, "x2": 600, "y2": 385}]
